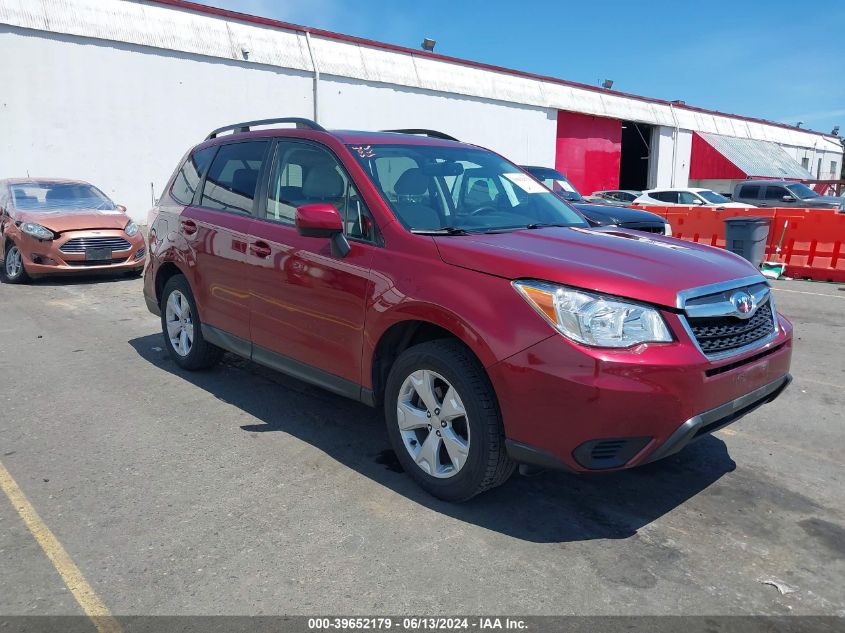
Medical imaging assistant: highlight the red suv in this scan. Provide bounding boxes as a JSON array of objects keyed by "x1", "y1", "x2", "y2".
[{"x1": 144, "y1": 118, "x2": 792, "y2": 501}]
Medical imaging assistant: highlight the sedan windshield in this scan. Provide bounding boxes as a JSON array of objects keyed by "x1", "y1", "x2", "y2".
[
  {"x1": 698, "y1": 190, "x2": 730, "y2": 204},
  {"x1": 348, "y1": 144, "x2": 588, "y2": 233},
  {"x1": 522, "y1": 167, "x2": 584, "y2": 202},
  {"x1": 787, "y1": 183, "x2": 820, "y2": 199},
  {"x1": 11, "y1": 182, "x2": 116, "y2": 211}
]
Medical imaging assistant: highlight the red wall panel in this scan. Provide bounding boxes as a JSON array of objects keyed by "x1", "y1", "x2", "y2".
[
  {"x1": 689, "y1": 132, "x2": 747, "y2": 179},
  {"x1": 555, "y1": 111, "x2": 622, "y2": 194}
]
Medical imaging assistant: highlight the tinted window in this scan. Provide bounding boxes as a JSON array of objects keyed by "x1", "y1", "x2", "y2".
[
  {"x1": 678, "y1": 191, "x2": 700, "y2": 204},
  {"x1": 786, "y1": 183, "x2": 819, "y2": 199},
  {"x1": 651, "y1": 191, "x2": 679, "y2": 203},
  {"x1": 171, "y1": 146, "x2": 216, "y2": 205},
  {"x1": 201, "y1": 141, "x2": 269, "y2": 213},
  {"x1": 764, "y1": 186, "x2": 788, "y2": 200},
  {"x1": 266, "y1": 141, "x2": 376, "y2": 241},
  {"x1": 739, "y1": 185, "x2": 761, "y2": 199}
]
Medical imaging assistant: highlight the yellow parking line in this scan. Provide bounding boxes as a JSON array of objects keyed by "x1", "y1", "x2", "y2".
[{"x1": 0, "y1": 459, "x2": 122, "y2": 633}]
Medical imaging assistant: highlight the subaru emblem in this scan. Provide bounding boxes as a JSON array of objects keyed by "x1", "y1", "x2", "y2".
[{"x1": 731, "y1": 291, "x2": 755, "y2": 318}]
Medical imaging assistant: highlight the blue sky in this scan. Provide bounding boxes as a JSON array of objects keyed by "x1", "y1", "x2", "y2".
[{"x1": 205, "y1": 0, "x2": 845, "y2": 135}]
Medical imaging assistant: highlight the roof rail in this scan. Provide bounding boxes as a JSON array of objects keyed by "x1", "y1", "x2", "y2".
[
  {"x1": 205, "y1": 117, "x2": 326, "y2": 140},
  {"x1": 381, "y1": 129, "x2": 459, "y2": 142}
]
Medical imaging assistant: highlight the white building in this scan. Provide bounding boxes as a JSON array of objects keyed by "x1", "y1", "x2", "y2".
[{"x1": 1, "y1": 0, "x2": 842, "y2": 222}]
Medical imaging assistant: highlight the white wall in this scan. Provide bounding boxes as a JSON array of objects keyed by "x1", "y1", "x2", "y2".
[
  {"x1": 649, "y1": 126, "x2": 692, "y2": 189},
  {"x1": 319, "y1": 76, "x2": 557, "y2": 166},
  {"x1": 0, "y1": 26, "x2": 556, "y2": 222}
]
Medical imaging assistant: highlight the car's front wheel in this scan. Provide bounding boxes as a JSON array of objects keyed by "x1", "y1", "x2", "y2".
[
  {"x1": 160, "y1": 275, "x2": 223, "y2": 370},
  {"x1": 3, "y1": 243, "x2": 29, "y2": 284},
  {"x1": 384, "y1": 340, "x2": 515, "y2": 501}
]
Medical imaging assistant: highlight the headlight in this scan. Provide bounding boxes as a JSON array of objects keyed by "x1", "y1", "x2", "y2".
[
  {"x1": 513, "y1": 280, "x2": 672, "y2": 348},
  {"x1": 664, "y1": 222, "x2": 673, "y2": 236},
  {"x1": 124, "y1": 220, "x2": 138, "y2": 236},
  {"x1": 20, "y1": 222, "x2": 54, "y2": 240}
]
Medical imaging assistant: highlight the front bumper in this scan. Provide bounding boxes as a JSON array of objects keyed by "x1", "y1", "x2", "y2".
[
  {"x1": 489, "y1": 312, "x2": 793, "y2": 472},
  {"x1": 17, "y1": 229, "x2": 146, "y2": 276}
]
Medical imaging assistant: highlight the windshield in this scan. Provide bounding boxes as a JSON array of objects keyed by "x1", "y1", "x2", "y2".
[
  {"x1": 787, "y1": 183, "x2": 819, "y2": 199},
  {"x1": 11, "y1": 182, "x2": 116, "y2": 211},
  {"x1": 522, "y1": 167, "x2": 584, "y2": 202},
  {"x1": 348, "y1": 145, "x2": 588, "y2": 233},
  {"x1": 697, "y1": 190, "x2": 730, "y2": 204}
]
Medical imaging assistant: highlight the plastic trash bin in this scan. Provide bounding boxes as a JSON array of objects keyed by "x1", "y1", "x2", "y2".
[{"x1": 723, "y1": 216, "x2": 771, "y2": 268}]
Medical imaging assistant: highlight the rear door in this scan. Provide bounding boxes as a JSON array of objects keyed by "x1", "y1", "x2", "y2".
[
  {"x1": 736, "y1": 183, "x2": 761, "y2": 205},
  {"x1": 247, "y1": 139, "x2": 377, "y2": 393},
  {"x1": 181, "y1": 140, "x2": 270, "y2": 343}
]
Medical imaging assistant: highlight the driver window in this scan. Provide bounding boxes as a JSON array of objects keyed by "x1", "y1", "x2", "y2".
[
  {"x1": 266, "y1": 141, "x2": 376, "y2": 241},
  {"x1": 678, "y1": 191, "x2": 699, "y2": 205}
]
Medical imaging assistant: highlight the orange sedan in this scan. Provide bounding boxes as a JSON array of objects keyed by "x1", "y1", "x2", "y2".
[{"x1": 0, "y1": 178, "x2": 146, "y2": 283}]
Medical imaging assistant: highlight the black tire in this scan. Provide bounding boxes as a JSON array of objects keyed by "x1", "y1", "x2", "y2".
[
  {"x1": 160, "y1": 274, "x2": 223, "y2": 370},
  {"x1": 2, "y1": 242, "x2": 30, "y2": 284},
  {"x1": 384, "y1": 339, "x2": 515, "y2": 502}
]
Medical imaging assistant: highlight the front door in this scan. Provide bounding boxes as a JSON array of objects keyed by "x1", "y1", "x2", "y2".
[{"x1": 247, "y1": 139, "x2": 377, "y2": 395}]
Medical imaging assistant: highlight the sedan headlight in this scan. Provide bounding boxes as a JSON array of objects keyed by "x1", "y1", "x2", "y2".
[
  {"x1": 124, "y1": 220, "x2": 139, "y2": 236},
  {"x1": 20, "y1": 222, "x2": 54, "y2": 240},
  {"x1": 513, "y1": 280, "x2": 672, "y2": 348}
]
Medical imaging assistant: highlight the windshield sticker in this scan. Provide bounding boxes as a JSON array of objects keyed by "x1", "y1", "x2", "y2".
[
  {"x1": 556, "y1": 180, "x2": 576, "y2": 193},
  {"x1": 351, "y1": 145, "x2": 376, "y2": 158},
  {"x1": 503, "y1": 172, "x2": 548, "y2": 194}
]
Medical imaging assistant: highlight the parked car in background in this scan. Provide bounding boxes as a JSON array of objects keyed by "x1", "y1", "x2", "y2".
[
  {"x1": 732, "y1": 180, "x2": 845, "y2": 210},
  {"x1": 590, "y1": 190, "x2": 641, "y2": 204},
  {"x1": 521, "y1": 166, "x2": 669, "y2": 235},
  {"x1": 0, "y1": 178, "x2": 145, "y2": 283},
  {"x1": 634, "y1": 188, "x2": 756, "y2": 209},
  {"x1": 144, "y1": 119, "x2": 792, "y2": 502}
]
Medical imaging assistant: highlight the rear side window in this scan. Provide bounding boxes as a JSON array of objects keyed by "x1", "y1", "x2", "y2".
[
  {"x1": 738, "y1": 184, "x2": 761, "y2": 199},
  {"x1": 764, "y1": 186, "x2": 788, "y2": 200},
  {"x1": 200, "y1": 141, "x2": 269, "y2": 214},
  {"x1": 652, "y1": 191, "x2": 679, "y2": 203},
  {"x1": 170, "y1": 146, "x2": 216, "y2": 205}
]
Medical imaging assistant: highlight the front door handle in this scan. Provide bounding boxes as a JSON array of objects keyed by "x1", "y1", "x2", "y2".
[
  {"x1": 180, "y1": 219, "x2": 198, "y2": 235},
  {"x1": 250, "y1": 241, "x2": 271, "y2": 258}
]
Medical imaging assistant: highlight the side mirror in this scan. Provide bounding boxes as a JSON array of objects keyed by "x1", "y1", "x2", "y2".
[
  {"x1": 295, "y1": 203, "x2": 350, "y2": 257},
  {"x1": 782, "y1": 195, "x2": 795, "y2": 202},
  {"x1": 116, "y1": 204, "x2": 127, "y2": 213}
]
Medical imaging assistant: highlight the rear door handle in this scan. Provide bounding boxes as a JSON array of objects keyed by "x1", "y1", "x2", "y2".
[
  {"x1": 180, "y1": 219, "x2": 198, "y2": 235},
  {"x1": 250, "y1": 241, "x2": 271, "y2": 258}
]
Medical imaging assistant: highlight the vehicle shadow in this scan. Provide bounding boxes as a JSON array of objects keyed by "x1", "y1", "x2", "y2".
[
  {"x1": 22, "y1": 272, "x2": 141, "y2": 287},
  {"x1": 129, "y1": 334, "x2": 736, "y2": 544}
]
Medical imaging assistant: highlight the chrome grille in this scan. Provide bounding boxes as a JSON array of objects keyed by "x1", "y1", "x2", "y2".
[
  {"x1": 60, "y1": 237, "x2": 131, "y2": 253},
  {"x1": 679, "y1": 278, "x2": 777, "y2": 358},
  {"x1": 687, "y1": 302, "x2": 775, "y2": 355}
]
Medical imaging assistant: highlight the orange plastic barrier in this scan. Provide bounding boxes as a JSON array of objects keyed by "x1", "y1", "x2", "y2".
[{"x1": 632, "y1": 205, "x2": 845, "y2": 283}]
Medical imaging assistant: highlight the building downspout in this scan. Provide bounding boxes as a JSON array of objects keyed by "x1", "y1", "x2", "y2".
[
  {"x1": 305, "y1": 31, "x2": 320, "y2": 123},
  {"x1": 668, "y1": 102, "x2": 680, "y2": 187}
]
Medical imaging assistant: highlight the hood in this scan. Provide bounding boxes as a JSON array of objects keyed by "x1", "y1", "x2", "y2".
[
  {"x1": 15, "y1": 208, "x2": 130, "y2": 233},
  {"x1": 805, "y1": 195, "x2": 845, "y2": 208},
  {"x1": 434, "y1": 227, "x2": 761, "y2": 308},
  {"x1": 574, "y1": 203, "x2": 665, "y2": 226}
]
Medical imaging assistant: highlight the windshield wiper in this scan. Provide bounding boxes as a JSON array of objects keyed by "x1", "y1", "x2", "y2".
[
  {"x1": 411, "y1": 226, "x2": 474, "y2": 235},
  {"x1": 523, "y1": 223, "x2": 571, "y2": 230}
]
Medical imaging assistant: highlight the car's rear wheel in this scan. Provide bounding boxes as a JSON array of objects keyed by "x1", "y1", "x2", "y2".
[
  {"x1": 384, "y1": 339, "x2": 515, "y2": 501},
  {"x1": 3, "y1": 244, "x2": 29, "y2": 284},
  {"x1": 160, "y1": 275, "x2": 223, "y2": 370}
]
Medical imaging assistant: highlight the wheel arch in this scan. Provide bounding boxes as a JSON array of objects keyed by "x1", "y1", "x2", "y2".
[{"x1": 366, "y1": 308, "x2": 497, "y2": 407}]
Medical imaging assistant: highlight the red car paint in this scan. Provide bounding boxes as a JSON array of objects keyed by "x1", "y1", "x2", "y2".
[{"x1": 144, "y1": 127, "x2": 792, "y2": 474}]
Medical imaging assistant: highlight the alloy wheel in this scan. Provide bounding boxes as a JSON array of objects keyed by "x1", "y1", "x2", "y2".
[
  {"x1": 396, "y1": 369, "x2": 470, "y2": 478},
  {"x1": 165, "y1": 290, "x2": 194, "y2": 357},
  {"x1": 5, "y1": 246, "x2": 22, "y2": 279}
]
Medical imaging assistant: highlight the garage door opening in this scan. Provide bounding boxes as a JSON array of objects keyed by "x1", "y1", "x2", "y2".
[{"x1": 619, "y1": 121, "x2": 653, "y2": 191}]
